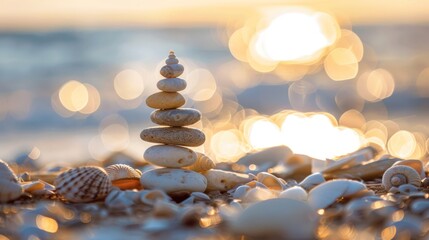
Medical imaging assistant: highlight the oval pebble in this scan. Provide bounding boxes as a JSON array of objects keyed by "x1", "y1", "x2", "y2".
[
  {"x1": 157, "y1": 78, "x2": 187, "y2": 92},
  {"x1": 140, "y1": 127, "x2": 205, "y2": 147},
  {"x1": 146, "y1": 92, "x2": 185, "y2": 109},
  {"x1": 160, "y1": 64, "x2": 184, "y2": 78},
  {"x1": 144, "y1": 145, "x2": 197, "y2": 168},
  {"x1": 140, "y1": 168, "x2": 207, "y2": 193},
  {"x1": 150, "y1": 108, "x2": 201, "y2": 127}
]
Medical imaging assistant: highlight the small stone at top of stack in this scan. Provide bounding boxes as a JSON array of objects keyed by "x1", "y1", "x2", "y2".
[{"x1": 140, "y1": 51, "x2": 215, "y2": 193}]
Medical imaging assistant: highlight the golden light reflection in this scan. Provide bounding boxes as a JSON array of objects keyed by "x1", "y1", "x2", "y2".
[
  {"x1": 339, "y1": 109, "x2": 366, "y2": 129},
  {"x1": 210, "y1": 129, "x2": 246, "y2": 162},
  {"x1": 59, "y1": 80, "x2": 89, "y2": 112},
  {"x1": 35, "y1": 215, "x2": 58, "y2": 233},
  {"x1": 357, "y1": 69, "x2": 395, "y2": 102},
  {"x1": 99, "y1": 115, "x2": 130, "y2": 152},
  {"x1": 388, "y1": 130, "x2": 416, "y2": 159},
  {"x1": 80, "y1": 83, "x2": 100, "y2": 114},
  {"x1": 184, "y1": 68, "x2": 217, "y2": 101},
  {"x1": 416, "y1": 67, "x2": 429, "y2": 97},
  {"x1": 324, "y1": 48, "x2": 359, "y2": 81},
  {"x1": 244, "y1": 117, "x2": 282, "y2": 150},
  {"x1": 114, "y1": 69, "x2": 144, "y2": 100}
]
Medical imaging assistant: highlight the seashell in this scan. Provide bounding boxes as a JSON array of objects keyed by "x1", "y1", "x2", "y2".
[
  {"x1": 202, "y1": 169, "x2": 254, "y2": 191},
  {"x1": 398, "y1": 184, "x2": 419, "y2": 194},
  {"x1": 180, "y1": 196, "x2": 195, "y2": 205},
  {"x1": 153, "y1": 200, "x2": 179, "y2": 218},
  {"x1": 105, "y1": 164, "x2": 141, "y2": 190},
  {"x1": 245, "y1": 180, "x2": 268, "y2": 189},
  {"x1": 0, "y1": 179, "x2": 23, "y2": 203},
  {"x1": 160, "y1": 63, "x2": 184, "y2": 78},
  {"x1": 308, "y1": 179, "x2": 367, "y2": 209},
  {"x1": 299, "y1": 172, "x2": 325, "y2": 191},
  {"x1": 191, "y1": 192, "x2": 210, "y2": 201},
  {"x1": 279, "y1": 186, "x2": 308, "y2": 201},
  {"x1": 54, "y1": 166, "x2": 112, "y2": 203},
  {"x1": 317, "y1": 146, "x2": 376, "y2": 173},
  {"x1": 21, "y1": 180, "x2": 45, "y2": 193},
  {"x1": 393, "y1": 159, "x2": 425, "y2": 178},
  {"x1": 165, "y1": 51, "x2": 179, "y2": 65},
  {"x1": 382, "y1": 165, "x2": 421, "y2": 190},
  {"x1": 241, "y1": 187, "x2": 276, "y2": 204},
  {"x1": 256, "y1": 172, "x2": 283, "y2": 191},
  {"x1": 139, "y1": 190, "x2": 171, "y2": 206},
  {"x1": 233, "y1": 185, "x2": 251, "y2": 200},
  {"x1": 0, "y1": 159, "x2": 18, "y2": 183},
  {"x1": 231, "y1": 198, "x2": 317, "y2": 239},
  {"x1": 105, "y1": 189, "x2": 135, "y2": 210},
  {"x1": 183, "y1": 152, "x2": 215, "y2": 172}
]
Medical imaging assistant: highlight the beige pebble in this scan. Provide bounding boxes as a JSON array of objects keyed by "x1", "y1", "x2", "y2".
[
  {"x1": 146, "y1": 92, "x2": 185, "y2": 109},
  {"x1": 144, "y1": 145, "x2": 197, "y2": 168},
  {"x1": 140, "y1": 168, "x2": 207, "y2": 193},
  {"x1": 160, "y1": 64, "x2": 184, "y2": 78},
  {"x1": 157, "y1": 78, "x2": 187, "y2": 92},
  {"x1": 183, "y1": 152, "x2": 215, "y2": 172},
  {"x1": 150, "y1": 108, "x2": 201, "y2": 127},
  {"x1": 202, "y1": 169, "x2": 254, "y2": 191},
  {"x1": 141, "y1": 127, "x2": 205, "y2": 147}
]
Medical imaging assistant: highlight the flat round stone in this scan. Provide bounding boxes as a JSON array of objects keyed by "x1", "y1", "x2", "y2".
[
  {"x1": 146, "y1": 92, "x2": 185, "y2": 109},
  {"x1": 140, "y1": 168, "x2": 207, "y2": 193},
  {"x1": 160, "y1": 64, "x2": 184, "y2": 78},
  {"x1": 144, "y1": 145, "x2": 197, "y2": 168},
  {"x1": 141, "y1": 127, "x2": 205, "y2": 147},
  {"x1": 157, "y1": 78, "x2": 187, "y2": 92},
  {"x1": 150, "y1": 108, "x2": 201, "y2": 126}
]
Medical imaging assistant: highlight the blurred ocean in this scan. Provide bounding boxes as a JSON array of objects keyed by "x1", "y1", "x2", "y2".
[{"x1": 1, "y1": 26, "x2": 429, "y2": 163}]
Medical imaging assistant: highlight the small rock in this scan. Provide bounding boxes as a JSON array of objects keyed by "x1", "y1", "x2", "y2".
[
  {"x1": 150, "y1": 108, "x2": 201, "y2": 127},
  {"x1": 144, "y1": 145, "x2": 197, "y2": 168},
  {"x1": 202, "y1": 169, "x2": 254, "y2": 191},
  {"x1": 160, "y1": 64, "x2": 184, "y2": 78},
  {"x1": 140, "y1": 127, "x2": 205, "y2": 147},
  {"x1": 157, "y1": 78, "x2": 187, "y2": 92},
  {"x1": 140, "y1": 168, "x2": 207, "y2": 193},
  {"x1": 279, "y1": 186, "x2": 308, "y2": 201},
  {"x1": 146, "y1": 92, "x2": 185, "y2": 109}
]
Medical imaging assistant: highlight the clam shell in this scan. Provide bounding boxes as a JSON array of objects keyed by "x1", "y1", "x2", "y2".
[
  {"x1": 54, "y1": 166, "x2": 112, "y2": 203},
  {"x1": 183, "y1": 152, "x2": 215, "y2": 172},
  {"x1": 0, "y1": 159, "x2": 18, "y2": 183},
  {"x1": 105, "y1": 164, "x2": 142, "y2": 190},
  {"x1": 0, "y1": 179, "x2": 23, "y2": 203},
  {"x1": 308, "y1": 179, "x2": 367, "y2": 209}
]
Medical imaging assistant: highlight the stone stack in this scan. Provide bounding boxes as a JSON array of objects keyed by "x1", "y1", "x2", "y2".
[{"x1": 140, "y1": 51, "x2": 208, "y2": 193}]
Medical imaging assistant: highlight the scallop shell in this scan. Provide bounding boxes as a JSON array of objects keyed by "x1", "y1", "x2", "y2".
[
  {"x1": 0, "y1": 179, "x2": 23, "y2": 203},
  {"x1": 105, "y1": 164, "x2": 142, "y2": 190},
  {"x1": 183, "y1": 152, "x2": 215, "y2": 172},
  {"x1": 0, "y1": 159, "x2": 18, "y2": 183},
  {"x1": 54, "y1": 166, "x2": 112, "y2": 203}
]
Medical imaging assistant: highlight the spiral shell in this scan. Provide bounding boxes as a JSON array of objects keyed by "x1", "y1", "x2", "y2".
[
  {"x1": 105, "y1": 164, "x2": 142, "y2": 190},
  {"x1": 0, "y1": 159, "x2": 18, "y2": 183},
  {"x1": 183, "y1": 152, "x2": 215, "y2": 172},
  {"x1": 382, "y1": 165, "x2": 421, "y2": 190},
  {"x1": 0, "y1": 179, "x2": 23, "y2": 203},
  {"x1": 54, "y1": 166, "x2": 112, "y2": 203}
]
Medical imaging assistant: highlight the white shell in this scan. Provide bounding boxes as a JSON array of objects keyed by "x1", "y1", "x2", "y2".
[
  {"x1": 393, "y1": 160, "x2": 425, "y2": 178},
  {"x1": 0, "y1": 179, "x2": 23, "y2": 203},
  {"x1": 139, "y1": 190, "x2": 171, "y2": 206},
  {"x1": 191, "y1": 192, "x2": 210, "y2": 201},
  {"x1": 232, "y1": 185, "x2": 251, "y2": 200},
  {"x1": 308, "y1": 179, "x2": 366, "y2": 209},
  {"x1": 256, "y1": 172, "x2": 283, "y2": 191},
  {"x1": 0, "y1": 159, "x2": 18, "y2": 183},
  {"x1": 105, "y1": 164, "x2": 141, "y2": 181},
  {"x1": 279, "y1": 186, "x2": 308, "y2": 201},
  {"x1": 382, "y1": 165, "x2": 421, "y2": 190},
  {"x1": 299, "y1": 172, "x2": 325, "y2": 191},
  {"x1": 202, "y1": 169, "x2": 254, "y2": 191},
  {"x1": 231, "y1": 198, "x2": 317, "y2": 239},
  {"x1": 140, "y1": 168, "x2": 207, "y2": 193},
  {"x1": 183, "y1": 152, "x2": 215, "y2": 172},
  {"x1": 54, "y1": 166, "x2": 112, "y2": 203}
]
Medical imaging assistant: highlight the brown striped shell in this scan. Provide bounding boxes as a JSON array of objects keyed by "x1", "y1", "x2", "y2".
[
  {"x1": 183, "y1": 153, "x2": 215, "y2": 172},
  {"x1": 0, "y1": 159, "x2": 18, "y2": 183},
  {"x1": 54, "y1": 166, "x2": 112, "y2": 203},
  {"x1": 0, "y1": 179, "x2": 23, "y2": 203},
  {"x1": 105, "y1": 164, "x2": 142, "y2": 190}
]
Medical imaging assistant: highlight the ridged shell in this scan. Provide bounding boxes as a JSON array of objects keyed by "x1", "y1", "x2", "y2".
[
  {"x1": 382, "y1": 165, "x2": 421, "y2": 190},
  {"x1": 54, "y1": 166, "x2": 112, "y2": 203},
  {"x1": 183, "y1": 152, "x2": 215, "y2": 172},
  {"x1": 0, "y1": 159, "x2": 18, "y2": 183},
  {"x1": 0, "y1": 179, "x2": 23, "y2": 203},
  {"x1": 105, "y1": 164, "x2": 142, "y2": 181}
]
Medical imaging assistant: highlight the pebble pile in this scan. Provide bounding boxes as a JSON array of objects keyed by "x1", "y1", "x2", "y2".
[{"x1": 140, "y1": 51, "x2": 210, "y2": 193}]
